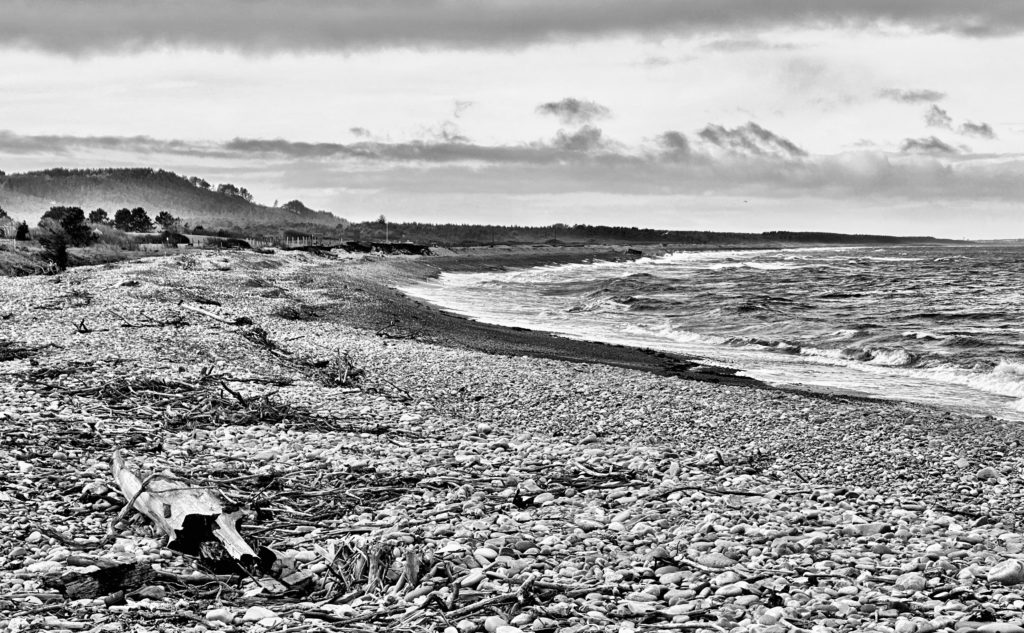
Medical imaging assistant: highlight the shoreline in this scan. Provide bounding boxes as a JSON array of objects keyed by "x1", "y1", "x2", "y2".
[
  {"x1": 3, "y1": 248, "x2": 1024, "y2": 632},
  {"x1": 322, "y1": 246, "x2": 767, "y2": 389},
  {"x1": 386, "y1": 244, "x2": 1018, "y2": 418},
  {"x1": 370, "y1": 245, "x2": 931, "y2": 409}
]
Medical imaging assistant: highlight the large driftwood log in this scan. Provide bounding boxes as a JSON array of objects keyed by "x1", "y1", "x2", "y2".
[
  {"x1": 111, "y1": 450, "x2": 257, "y2": 566},
  {"x1": 44, "y1": 557, "x2": 155, "y2": 599}
]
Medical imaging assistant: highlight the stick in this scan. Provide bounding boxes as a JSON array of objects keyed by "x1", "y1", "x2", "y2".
[
  {"x1": 100, "y1": 472, "x2": 157, "y2": 546},
  {"x1": 179, "y1": 303, "x2": 245, "y2": 325},
  {"x1": 445, "y1": 574, "x2": 536, "y2": 619}
]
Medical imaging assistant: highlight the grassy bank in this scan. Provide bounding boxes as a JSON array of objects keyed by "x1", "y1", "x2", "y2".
[{"x1": 0, "y1": 241, "x2": 163, "y2": 275}]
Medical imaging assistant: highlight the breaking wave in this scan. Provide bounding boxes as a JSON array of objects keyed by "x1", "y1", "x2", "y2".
[{"x1": 403, "y1": 244, "x2": 1024, "y2": 419}]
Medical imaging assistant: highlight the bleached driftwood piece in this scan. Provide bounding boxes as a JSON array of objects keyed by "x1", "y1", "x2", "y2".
[{"x1": 111, "y1": 450, "x2": 257, "y2": 566}]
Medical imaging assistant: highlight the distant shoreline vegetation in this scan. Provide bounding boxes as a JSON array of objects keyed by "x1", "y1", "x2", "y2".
[
  {"x1": 341, "y1": 221, "x2": 954, "y2": 247},
  {"x1": 0, "y1": 167, "x2": 955, "y2": 247}
]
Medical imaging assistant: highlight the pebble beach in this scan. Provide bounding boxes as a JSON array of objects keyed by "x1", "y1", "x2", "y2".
[{"x1": 3, "y1": 248, "x2": 1024, "y2": 633}]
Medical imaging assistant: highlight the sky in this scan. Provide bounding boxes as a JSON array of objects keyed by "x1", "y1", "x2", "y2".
[{"x1": 3, "y1": 1, "x2": 1024, "y2": 238}]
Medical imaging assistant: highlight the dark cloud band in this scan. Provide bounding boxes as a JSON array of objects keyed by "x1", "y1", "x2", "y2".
[
  {"x1": 4, "y1": 1, "x2": 1024, "y2": 54},
  {"x1": 5, "y1": 127, "x2": 1022, "y2": 201}
]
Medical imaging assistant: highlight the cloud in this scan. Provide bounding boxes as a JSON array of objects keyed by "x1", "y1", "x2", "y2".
[
  {"x1": 551, "y1": 126, "x2": 605, "y2": 152},
  {"x1": 925, "y1": 105, "x2": 953, "y2": 129},
  {"x1": 640, "y1": 55, "x2": 673, "y2": 68},
  {"x1": 901, "y1": 136, "x2": 959, "y2": 154},
  {"x1": 0, "y1": 130, "x2": 197, "y2": 155},
  {"x1": 536, "y1": 98, "x2": 611, "y2": 125},
  {"x1": 9, "y1": 127, "x2": 1024, "y2": 205},
  {"x1": 922, "y1": 107, "x2": 996, "y2": 139},
  {"x1": 221, "y1": 136, "x2": 559, "y2": 164},
  {"x1": 453, "y1": 100, "x2": 474, "y2": 119},
  {"x1": 959, "y1": 121, "x2": 996, "y2": 139},
  {"x1": 8, "y1": 1, "x2": 1024, "y2": 54},
  {"x1": 429, "y1": 121, "x2": 470, "y2": 144},
  {"x1": 879, "y1": 88, "x2": 946, "y2": 103},
  {"x1": 700, "y1": 37, "x2": 798, "y2": 52},
  {"x1": 657, "y1": 131, "x2": 691, "y2": 160},
  {"x1": 697, "y1": 122, "x2": 807, "y2": 158}
]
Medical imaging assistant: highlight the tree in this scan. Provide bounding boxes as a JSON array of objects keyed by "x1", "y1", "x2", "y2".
[
  {"x1": 38, "y1": 230, "x2": 69, "y2": 270},
  {"x1": 114, "y1": 208, "x2": 133, "y2": 231},
  {"x1": 89, "y1": 208, "x2": 108, "y2": 224},
  {"x1": 0, "y1": 205, "x2": 8, "y2": 220},
  {"x1": 112, "y1": 206, "x2": 153, "y2": 231},
  {"x1": 113, "y1": 207, "x2": 153, "y2": 232},
  {"x1": 216, "y1": 183, "x2": 254, "y2": 203},
  {"x1": 37, "y1": 207, "x2": 93, "y2": 272},
  {"x1": 282, "y1": 200, "x2": 309, "y2": 215},
  {"x1": 155, "y1": 211, "x2": 177, "y2": 231},
  {"x1": 14, "y1": 222, "x2": 29, "y2": 241},
  {"x1": 188, "y1": 176, "x2": 211, "y2": 189},
  {"x1": 40, "y1": 206, "x2": 93, "y2": 246},
  {"x1": 130, "y1": 207, "x2": 153, "y2": 232}
]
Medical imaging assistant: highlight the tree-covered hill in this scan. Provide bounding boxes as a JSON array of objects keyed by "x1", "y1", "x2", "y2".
[{"x1": 0, "y1": 168, "x2": 343, "y2": 229}]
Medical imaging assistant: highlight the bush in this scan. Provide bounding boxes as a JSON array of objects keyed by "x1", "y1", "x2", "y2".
[
  {"x1": 14, "y1": 222, "x2": 29, "y2": 241},
  {"x1": 90, "y1": 224, "x2": 138, "y2": 250},
  {"x1": 37, "y1": 230, "x2": 69, "y2": 271},
  {"x1": 40, "y1": 206, "x2": 94, "y2": 246}
]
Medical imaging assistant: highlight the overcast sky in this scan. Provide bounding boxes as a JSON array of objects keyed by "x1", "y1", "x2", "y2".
[{"x1": 3, "y1": 1, "x2": 1024, "y2": 238}]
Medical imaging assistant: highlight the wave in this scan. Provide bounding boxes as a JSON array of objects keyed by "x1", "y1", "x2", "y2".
[
  {"x1": 866, "y1": 348, "x2": 917, "y2": 367},
  {"x1": 938, "y1": 334, "x2": 987, "y2": 348},
  {"x1": 406, "y1": 244, "x2": 1024, "y2": 419},
  {"x1": 609, "y1": 296, "x2": 680, "y2": 312},
  {"x1": 623, "y1": 321, "x2": 727, "y2": 346},
  {"x1": 862, "y1": 256, "x2": 923, "y2": 262},
  {"x1": 705, "y1": 261, "x2": 803, "y2": 271},
  {"x1": 564, "y1": 295, "x2": 629, "y2": 313},
  {"x1": 927, "y1": 360, "x2": 1024, "y2": 399},
  {"x1": 906, "y1": 311, "x2": 1009, "y2": 322},
  {"x1": 831, "y1": 329, "x2": 868, "y2": 339}
]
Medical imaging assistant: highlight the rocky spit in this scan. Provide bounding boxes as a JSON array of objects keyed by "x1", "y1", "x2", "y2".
[{"x1": 2, "y1": 249, "x2": 1024, "y2": 633}]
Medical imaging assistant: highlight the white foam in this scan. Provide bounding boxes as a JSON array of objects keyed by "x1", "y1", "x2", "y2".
[
  {"x1": 622, "y1": 321, "x2": 725, "y2": 346},
  {"x1": 831, "y1": 329, "x2": 862, "y2": 339},
  {"x1": 799, "y1": 346, "x2": 848, "y2": 361},
  {"x1": 867, "y1": 348, "x2": 915, "y2": 367},
  {"x1": 743, "y1": 262, "x2": 803, "y2": 270}
]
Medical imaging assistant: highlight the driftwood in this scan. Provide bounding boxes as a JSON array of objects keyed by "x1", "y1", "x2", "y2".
[
  {"x1": 111, "y1": 450, "x2": 257, "y2": 567},
  {"x1": 179, "y1": 303, "x2": 252, "y2": 326},
  {"x1": 43, "y1": 556, "x2": 154, "y2": 599}
]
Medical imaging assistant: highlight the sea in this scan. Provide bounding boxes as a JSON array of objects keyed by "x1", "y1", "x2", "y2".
[{"x1": 401, "y1": 245, "x2": 1024, "y2": 420}]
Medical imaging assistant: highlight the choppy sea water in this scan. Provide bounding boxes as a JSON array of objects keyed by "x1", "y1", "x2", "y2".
[{"x1": 401, "y1": 245, "x2": 1024, "y2": 420}]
